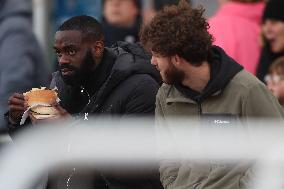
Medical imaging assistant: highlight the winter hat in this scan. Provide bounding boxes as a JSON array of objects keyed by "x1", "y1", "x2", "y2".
[{"x1": 263, "y1": 0, "x2": 284, "y2": 22}]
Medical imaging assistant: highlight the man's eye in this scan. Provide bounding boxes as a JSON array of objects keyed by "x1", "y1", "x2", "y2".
[
  {"x1": 68, "y1": 49, "x2": 76, "y2": 56},
  {"x1": 55, "y1": 50, "x2": 62, "y2": 57}
]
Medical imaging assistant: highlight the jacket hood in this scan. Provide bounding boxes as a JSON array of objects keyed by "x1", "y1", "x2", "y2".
[
  {"x1": 202, "y1": 46, "x2": 243, "y2": 99},
  {"x1": 216, "y1": 1, "x2": 265, "y2": 24},
  {"x1": 0, "y1": 0, "x2": 32, "y2": 20},
  {"x1": 107, "y1": 41, "x2": 161, "y2": 84},
  {"x1": 94, "y1": 42, "x2": 160, "y2": 100},
  {"x1": 175, "y1": 46, "x2": 243, "y2": 102}
]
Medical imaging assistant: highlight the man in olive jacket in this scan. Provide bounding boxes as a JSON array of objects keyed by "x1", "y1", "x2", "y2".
[{"x1": 140, "y1": 0, "x2": 284, "y2": 189}]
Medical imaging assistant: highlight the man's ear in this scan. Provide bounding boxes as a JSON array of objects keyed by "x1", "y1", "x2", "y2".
[
  {"x1": 91, "y1": 40, "x2": 104, "y2": 58},
  {"x1": 171, "y1": 55, "x2": 182, "y2": 67}
]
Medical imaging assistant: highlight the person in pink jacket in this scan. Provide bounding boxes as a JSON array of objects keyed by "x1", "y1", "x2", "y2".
[{"x1": 208, "y1": 0, "x2": 265, "y2": 75}]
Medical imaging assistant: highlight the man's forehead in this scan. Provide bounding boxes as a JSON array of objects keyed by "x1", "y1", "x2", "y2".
[
  {"x1": 151, "y1": 51, "x2": 163, "y2": 57},
  {"x1": 55, "y1": 30, "x2": 83, "y2": 43}
]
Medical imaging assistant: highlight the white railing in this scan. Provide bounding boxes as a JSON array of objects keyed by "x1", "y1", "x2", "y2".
[{"x1": 0, "y1": 118, "x2": 283, "y2": 189}]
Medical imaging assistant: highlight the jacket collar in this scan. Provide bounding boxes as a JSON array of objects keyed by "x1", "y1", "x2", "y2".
[
  {"x1": 166, "y1": 85, "x2": 222, "y2": 104},
  {"x1": 171, "y1": 46, "x2": 242, "y2": 103},
  {"x1": 167, "y1": 85, "x2": 193, "y2": 103}
]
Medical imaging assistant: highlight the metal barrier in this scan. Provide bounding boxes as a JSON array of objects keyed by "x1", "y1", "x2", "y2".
[{"x1": 0, "y1": 118, "x2": 283, "y2": 189}]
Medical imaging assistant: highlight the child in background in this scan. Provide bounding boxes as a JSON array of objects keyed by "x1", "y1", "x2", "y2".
[{"x1": 265, "y1": 56, "x2": 284, "y2": 107}]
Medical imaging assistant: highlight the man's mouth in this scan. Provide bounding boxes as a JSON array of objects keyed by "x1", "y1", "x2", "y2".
[{"x1": 61, "y1": 68, "x2": 74, "y2": 76}]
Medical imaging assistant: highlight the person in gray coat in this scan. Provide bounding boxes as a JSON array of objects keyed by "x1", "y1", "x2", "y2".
[{"x1": 0, "y1": 0, "x2": 49, "y2": 131}]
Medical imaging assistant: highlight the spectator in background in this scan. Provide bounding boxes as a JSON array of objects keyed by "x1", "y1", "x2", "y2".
[
  {"x1": 0, "y1": 0, "x2": 49, "y2": 131},
  {"x1": 209, "y1": 0, "x2": 265, "y2": 75},
  {"x1": 102, "y1": 0, "x2": 142, "y2": 46},
  {"x1": 257, "y1": 0, "x2": 284, "y2": 81},
  {"x1": 265, "y1": 56, "x2": 284, "y2": 108},
  {"x1": 142, "y1": 0, "x2": 181, "y2": 24}
]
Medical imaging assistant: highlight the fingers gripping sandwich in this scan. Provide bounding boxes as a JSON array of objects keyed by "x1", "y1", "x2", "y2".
[{"x1": 23, "y1": 87, "x2": 59, "y2": 119}]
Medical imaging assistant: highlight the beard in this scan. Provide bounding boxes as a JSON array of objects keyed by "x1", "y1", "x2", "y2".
[
  {"x1": 162, "y1": 63, "x2": 185, "y2": 85},
  {"x1": 60, "y1": 50, "x2": 96, "y2": 87}
]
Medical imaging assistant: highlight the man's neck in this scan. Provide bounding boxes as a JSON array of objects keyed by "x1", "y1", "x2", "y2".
[{"x1": 181, "y1": 61, "x2": 211, "y2": 93}]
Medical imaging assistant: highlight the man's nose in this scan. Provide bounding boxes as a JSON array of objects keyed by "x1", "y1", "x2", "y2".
[
  {"x1": 58, "y1": 55, "x2": 70, "y2": 65},
  {"x1": 151, "y1": 56, "x2": 157, "y2": 65}
]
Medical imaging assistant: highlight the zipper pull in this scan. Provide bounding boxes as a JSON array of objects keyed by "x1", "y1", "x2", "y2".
[{"x1": 80, "y1": 86, "x2": 84, "y2": 93}]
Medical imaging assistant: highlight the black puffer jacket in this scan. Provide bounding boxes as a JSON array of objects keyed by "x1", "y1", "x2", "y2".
[{"x1": 47, "y1": 42, "x2": 163, "y2": 189}]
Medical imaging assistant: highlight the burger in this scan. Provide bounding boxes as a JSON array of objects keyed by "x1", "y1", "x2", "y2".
[{"x1": 23, "y1": 87, "x2": 59, "y2": 119}]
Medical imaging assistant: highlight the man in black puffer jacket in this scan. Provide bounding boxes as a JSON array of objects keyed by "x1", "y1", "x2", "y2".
[
  {"x1": 49, "y1": 38, "x2": 161, "y2": 119},
  {"x1": 51, "y1": 17, "x2": 161, "y2": 119},
  {"x1": 7, "y1": 15, "x2": 162, "y2": 189}
]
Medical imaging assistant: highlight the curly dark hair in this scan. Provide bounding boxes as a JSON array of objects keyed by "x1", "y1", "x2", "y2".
[{"x1": 140, "y1": 0, "x2": 213, "y2": 64}]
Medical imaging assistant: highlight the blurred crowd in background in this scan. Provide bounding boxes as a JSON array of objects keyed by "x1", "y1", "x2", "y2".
[{"x1": 1, "y1": 0, "x2": 284, "y2": 130}]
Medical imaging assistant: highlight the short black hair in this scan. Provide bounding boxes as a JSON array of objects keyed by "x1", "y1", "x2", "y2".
[{"x1": 58, "y1": 15, "x2": 104, "y2": 42}]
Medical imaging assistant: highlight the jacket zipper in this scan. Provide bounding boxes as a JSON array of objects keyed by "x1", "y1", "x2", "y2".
[
  {"x1": 196, "y1": 98, "x2": 202, "y2": 116},
  {"x1": 80, "y1": 86, "x2": 91, "y2": 106}
]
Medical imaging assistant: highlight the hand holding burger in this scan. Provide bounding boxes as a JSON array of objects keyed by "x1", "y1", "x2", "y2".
[
  {"x1": 8, "y1": 87, "x2": 71, "y2": 125},
  {"x1": 24, "y1": 87, "x2": 72, "y2": 124},
  {"x1": 8, "y1": 93, "x2": 28, "y2": 123},
  {"x1": 23, "y1": 87, "x2": 59, "y2": 120}
]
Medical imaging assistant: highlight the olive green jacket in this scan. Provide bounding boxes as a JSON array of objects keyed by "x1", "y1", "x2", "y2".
[{"x1": 156, "y1": 70, "x2": 284, "y2": 189}]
